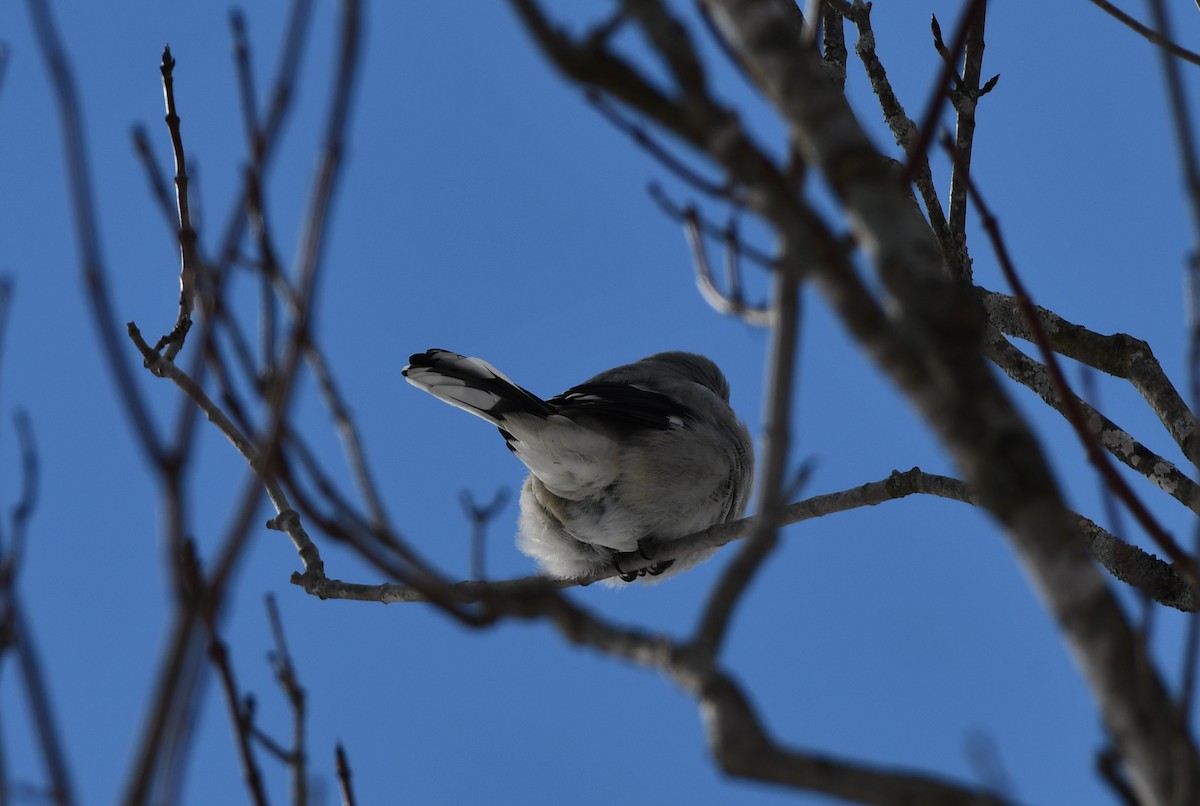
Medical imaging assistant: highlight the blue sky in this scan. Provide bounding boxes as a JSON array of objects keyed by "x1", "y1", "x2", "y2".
[{"x1": 2, "y1": 1, "x2": 1199, "y2": 804}]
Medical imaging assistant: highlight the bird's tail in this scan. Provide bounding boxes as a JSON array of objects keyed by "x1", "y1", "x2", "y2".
[{"x1": 403, "y1": 349, "x2": 552, "y2": 427}]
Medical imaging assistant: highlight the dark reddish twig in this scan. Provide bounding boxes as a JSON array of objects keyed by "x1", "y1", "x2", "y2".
[
  {"x1": 585, "y1": 89, "x2": 739, "y2": 201},
  {"x1": 26, "y1": 0, "x2": 165, "y2": 463},
  {"x1": 681, "y1": 206, "x2": 771, "y2": 325},
  {"x1": 648, "y1": 184, "x2": 775, "y2": 269},
  {"x1": 952, "y1": 135, "x2": 1193, "y2": 577},
  {"x1": 0, "y1": 407, "x2": 74, "y2": 806},
  {"x1": 1088, "y1": 0, "x2": 1200, "y2": 68}
]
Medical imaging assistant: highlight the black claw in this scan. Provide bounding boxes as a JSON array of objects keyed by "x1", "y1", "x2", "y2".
[
  {"x1": 613, "y1": 553, "x2": 639, "y2": 582},
  {"x1": 646, "y1": 559, "x2": 674, "y2": 576},
  {"x1": 615, "y1": 540, "x2": 675, "y2": 581}
]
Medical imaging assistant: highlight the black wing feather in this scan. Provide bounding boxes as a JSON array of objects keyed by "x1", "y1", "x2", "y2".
[{"x1": 548, "y1": 382, "x2": 692, "y2": 431}]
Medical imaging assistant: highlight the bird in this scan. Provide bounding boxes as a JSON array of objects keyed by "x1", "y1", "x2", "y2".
[{"x1": 402, "y1": 349, "x2": 754, "y2": 584}]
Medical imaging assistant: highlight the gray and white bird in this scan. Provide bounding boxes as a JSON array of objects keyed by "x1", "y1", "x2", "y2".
[{"x1": 402, "y1": 349, "x2": 754, "y2": 583}]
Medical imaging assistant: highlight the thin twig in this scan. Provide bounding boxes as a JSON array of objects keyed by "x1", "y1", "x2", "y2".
[
  {"x1": 841, "y1": 2, "x2": 956, "y2": 275},
  {"x1": 1078, "y1": 370, "x2": 1143, "y2": 615},
  {"x1": 335, "y1": 743, "x2": 357, "y2": 806},
  {"x1": 682, "y1": 206, "x2": 771, "y2": 325},
  {"x1": 1082, "y1": 367, "x2": 1159, "y2": 646},
  {"x1": 899, "y1": 0, "x2": 987, "y2": 188},
  {"x1": 304, "y1": 344, "x2": 391, "y2": 528},
  {"x1": 0, "y1": 278, "x2": 12, "y2": 416},
  {"x1": 240, "y1": 162, "x2": 391, "y2": 534},
  {"x1": 10, "y1": 602, "x2": 76, "y2": 806},
  {"x1": 129, "y1": 326, "x2": 257, "y2": 469},
  {"x1": 122, "y1": 606, "x2": 208, "y2": 804},
  {"x1": 692, "y1": 256, "x2": 803, "y2": 657},
  {"x1": 648, "y1": 184, "x2": 776, "y2": 268},
  {"x1": 1144, "y1": 0, "x2": 1200, "y2": 250},
  {"x1": 210, "y1": 0, "x2": 314, "y2": 285},
  {"x1": 459, "y1": 489, "x2": 509, "y2": 581},
  {"x1": 944, "y1": 1, "x2": 993, "y2": 281},
  {"x1": 4, "y1": 412, "x2": 37, "y2": 585},
  {"x1": 25, "y1": 0, "x2": 164, "y2": 463},
  {"x1": 0, "y1": 405, "x2": 73, "y2": 806},
  {"x1": 229, "y1": 12, "x2": 280, "y2": 386},
  {"x1": 246, "y1": 167, "x2": 281, "y2": 386},
  {"x1": 229, "y1": 11, "x2": 263, "y2": 160},
  {"x1": 277, "y1": 428, "x2": 434, "y2": 573},
  {"x1": 157, "y1": 46, "x2": 198, "y2": 359},
  {"x1": 204, "y1": 581, "x2": 270, "y2": 806},
  {"x1": 1088, "y1": 0, "x2": 1200, "y2": 68},
  {"x1": 289, "y1": 0, "x2": 359, "y2": 312},
  {"x1": 130, "y1": 126, "x2": 184, "y2": 232},
  {"x1": 265, "y1": 593, "x2": 307, "y2": 806},
  {"x1": 586, "y1": 89, "x2": 738, "y2": 200}
]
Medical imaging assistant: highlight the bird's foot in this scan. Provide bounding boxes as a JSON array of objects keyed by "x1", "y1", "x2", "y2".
[
  {"x1": 611, "y1": 538, "x2": 675, "y2": 581},
  {"x1": 613, "y1": 553, "x2": 641, "y2": 582},
  {"x1": 645, "y1": 559, "x2": 674, "y2": 576}
]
